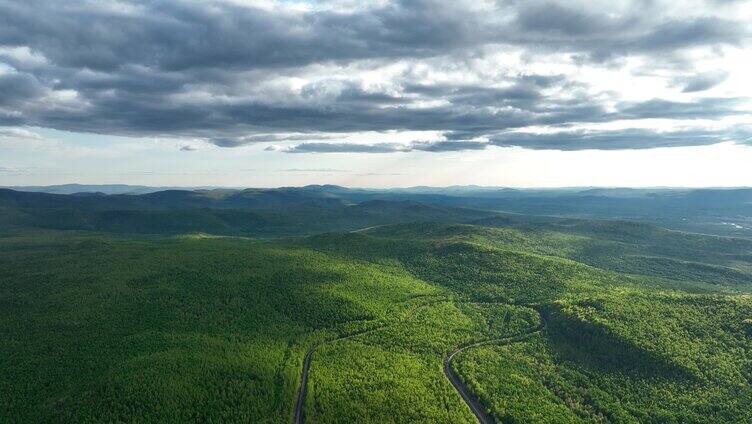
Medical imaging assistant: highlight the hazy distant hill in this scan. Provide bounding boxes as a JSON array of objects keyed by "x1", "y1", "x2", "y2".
[
  {"x1": 1, "y1": 184, "x2": 228, "y2": 195},
  {"x1": 3, "y1": 185, "x2": 752, "y2": 237},
  {"x1": 0, "y1": 188, "x2": 493, "y2": 236}
]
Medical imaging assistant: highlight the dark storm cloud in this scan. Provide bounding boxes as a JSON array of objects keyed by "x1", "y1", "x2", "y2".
[
  {"x1": 0, "y1": 0, "x2": 749, "y2": 151},
  {"x1": 1, "y1": 0, "x2": 746, "y2": 72},
  {"x1": 10, "y1": 85, "x2": 739, "y2": 145},
  {"x1": 0, "y1": 0, "x2": 481, "y2": 72},
  {"x1": 0, "y1": 113, "x2": 25, "y2": 126},
  {"x1": 0, "y1": 72, "x2": 45, "y2": 106},
  {"x1": 507, "y1": 2, "x2": 747, "y2": 61}
]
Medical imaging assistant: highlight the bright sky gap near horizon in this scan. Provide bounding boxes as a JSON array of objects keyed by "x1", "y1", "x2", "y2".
[{"x1": 1, "y1": 0, "x2": 751, "y2": 188}]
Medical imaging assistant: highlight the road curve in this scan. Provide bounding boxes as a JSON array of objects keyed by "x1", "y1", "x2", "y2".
[
  {"x1": 293, "y1": 301, "x2": 545, "y2": 424},
  {"x1": 444, "y1": 306, "x2": 546, "y2": 424},
  {"x1": 292, "y1": 299, "x2": 440, "y2": 424}
]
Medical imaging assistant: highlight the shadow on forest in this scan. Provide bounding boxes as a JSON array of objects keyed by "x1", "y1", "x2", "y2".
[{"x1": 542, "y1": 304, "x2": 696, "y2": 381}]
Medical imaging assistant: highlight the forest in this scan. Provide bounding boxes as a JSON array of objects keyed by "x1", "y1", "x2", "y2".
[{"x1": 1, "y1": 189, "x2": 751, "y2": 422}]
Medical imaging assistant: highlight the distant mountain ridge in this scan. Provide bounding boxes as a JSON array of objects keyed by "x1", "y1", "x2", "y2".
[
  {"x1": 1, "y1": 184, "x2": 229, "y2": 195},
  {"x1": 2, "y1": 185, "x2": 752, "y2": 237},
  {"x1": 6, "y1": 183, "x2": 751, "y2": 197}
]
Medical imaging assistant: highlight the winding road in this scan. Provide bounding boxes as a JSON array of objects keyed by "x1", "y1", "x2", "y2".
[
  {"x1": 292, "y1": 302, "x2": 546, "y2": 424},
  {"x1": 292, "y1": 299, "x2": 440, "y2": 424},
  {"x1": 443, "y1": 311, "x2": 546, "y2": 424}
]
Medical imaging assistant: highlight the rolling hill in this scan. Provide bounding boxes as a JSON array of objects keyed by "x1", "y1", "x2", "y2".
[{"x1": 1, "y1": 189, "x2": 751, "y2": 423}]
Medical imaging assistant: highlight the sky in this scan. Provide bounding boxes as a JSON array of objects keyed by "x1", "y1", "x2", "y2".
[{"x1": 1, "y1": 0, "x2": 751, "y2": 188}]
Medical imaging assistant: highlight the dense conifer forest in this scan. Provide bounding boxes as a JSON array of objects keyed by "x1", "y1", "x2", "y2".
[{"x1": 1, "y1": 188, "x2": 751, "y2": 422}]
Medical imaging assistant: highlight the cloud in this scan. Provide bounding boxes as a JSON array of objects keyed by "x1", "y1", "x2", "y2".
[
  {"x1": 0, "y1": 0, "x2": 749, "y2": 152},
  {"x1": 280, "y1": 127, "x2": 752, "y2": 153},
  {"x1": 179, "y1": 145, "x2": 198, "y2": 151},
  {"x1": 0, "y1": 165, "x2": 36, "y2": 173},
  {"x1": 282, "y1": 139, "x2": 489, "y2": 153},
  {"x1": 280, "y1": 168, "x2": 351, "y2": 173},
  {"x1": 210, "y1": 137, "x2": 245, "y2": 148},
  {"x1": 618, "y1": 97, "x2": 746, "y2": 120},
  {"x1": 677, "y1": 71, "x2": 729, "y2": 92},
  {"x1": 209, "y1": 133, "x2": 336, "y2": 147},
  {"x1": 0, "y1": 72, "x2": 46, "y2": 106},
  {"x1": 0, "y1": 127, "x2": 43, "y2": 140},
  {"x1": 488, "y1": 128, "x2": 744, "y2": 150},
  {"x1": 1, "y1": 1, "x2": 746, "y2": 73},
  {"x1": 410, "y1": 140, "x2": 488, "y2": 152},
  {"x1": 283, "y1": 142, "x2": 407, "y2": 153}
]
